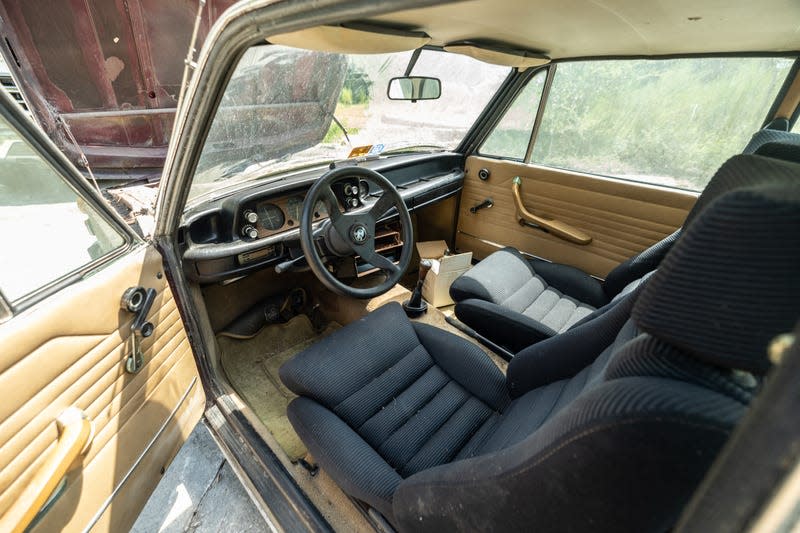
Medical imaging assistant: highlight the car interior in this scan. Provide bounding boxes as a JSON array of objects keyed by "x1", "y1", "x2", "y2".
[
  {"x1": 162, "y1": 2, "x2": 800, "y2": 530},
  {"x1": 1, "y1": 1, "x2": 800, "y2": 532}
]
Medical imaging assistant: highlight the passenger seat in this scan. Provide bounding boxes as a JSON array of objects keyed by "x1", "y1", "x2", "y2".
[{"x1": 450, "y1": 152, "x2": 800, "y2": 353}]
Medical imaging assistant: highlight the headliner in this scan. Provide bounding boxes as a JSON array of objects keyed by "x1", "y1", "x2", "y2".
[{"x1": 366, "y1": 0, "x2": 800, "y2": 59}]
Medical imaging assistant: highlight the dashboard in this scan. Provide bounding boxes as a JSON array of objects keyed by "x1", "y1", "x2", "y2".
[
  {"x1": 179, "y1": 152, "x2": 465, "y2": 283},
  {"x1": 238, "y1": 179, "x2": 368, "y2": 240},
  {"x1": 241, "y1": 193, "x2": 330, "y2": 239}
]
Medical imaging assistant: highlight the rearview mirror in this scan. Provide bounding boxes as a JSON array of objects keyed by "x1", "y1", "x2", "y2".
[{"x1": 387, "y1": 76, "x2": 441, "y2": 101}]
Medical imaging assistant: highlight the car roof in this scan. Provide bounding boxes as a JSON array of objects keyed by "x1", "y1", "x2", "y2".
[{"x1": 366, "y1": 0, "x2": 800, "y2": 59}]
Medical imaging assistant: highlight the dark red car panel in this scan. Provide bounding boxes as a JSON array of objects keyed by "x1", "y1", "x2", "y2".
[{"x1": 0, "y1": 0, "x2": 238, "y2": 181}]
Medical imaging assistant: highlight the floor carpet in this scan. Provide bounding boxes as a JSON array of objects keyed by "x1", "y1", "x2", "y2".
[{"x1": 218, "y1": 314, "x2": 339, "y2": 461}]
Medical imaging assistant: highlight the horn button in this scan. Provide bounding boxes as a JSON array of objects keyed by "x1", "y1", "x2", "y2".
[{"x1": 349, "y1": 223, "x2": 369, "y2": 245}]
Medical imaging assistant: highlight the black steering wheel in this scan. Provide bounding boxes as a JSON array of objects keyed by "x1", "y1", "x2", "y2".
[{"x1": 300, "y1": 166, "x2": 414, "y2": 299}]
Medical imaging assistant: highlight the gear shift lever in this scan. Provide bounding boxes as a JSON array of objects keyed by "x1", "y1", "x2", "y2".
[{"x1": 403, "y1": 259, "x2": 432, "y2": 317}]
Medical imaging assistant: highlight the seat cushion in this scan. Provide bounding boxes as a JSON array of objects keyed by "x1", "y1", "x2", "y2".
[
  {"x1": 455, "y1": 298, "x2": 563, "y2": 353},
  {"x1": 451, "y1": 248, "x2": 602, "y2": 350},
  {"x1": 504, "y1": 275, "x2": 597, "y2": 332},
  {"x1": 281, "y1": 301, "x2": 634, "y2": 519},
  {"x1": 280, "y1": 302, "x2": 511, "y2": 517},
  {"x1": 450, "y1": 247, "x2": 607, "y2": 309}
]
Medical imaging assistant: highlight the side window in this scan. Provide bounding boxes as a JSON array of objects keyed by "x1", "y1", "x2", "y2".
[
  {"x1": 0, "y1": 115, "x2": 126, "y2": 304},
  {"x1": 479, "y1": 70, "x2": 546, "y2": 159},
  {"x1": 530, "y1": 58, "x2": 794, "y2": 191}
]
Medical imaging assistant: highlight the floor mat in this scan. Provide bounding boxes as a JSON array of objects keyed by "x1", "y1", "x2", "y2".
[{"x1": 218, "y1": 314, "x2": 339, "y2": 461}]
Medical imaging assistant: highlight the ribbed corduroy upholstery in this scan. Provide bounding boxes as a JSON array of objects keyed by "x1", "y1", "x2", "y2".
[
  {"x1": 634, "y1": 184, "x2": 800, "y2": 375},
  {"x1": 280, "y1": 302, "x2": 510, "y2": 518},
  {"x1": 393, "y1": 185, "x2": 798, "y2": 531},
  {"x1": 451, "y1": 152, "x2": 800, "y2": 352},
  {"x1": 755, "y1": 141, "x2": 800, "y2": 165},
  {"x1": 602, "y1": 230, "x2": 679, "y2": 299},
  {"x1": 283, "y1": 294, "x2": 640, "y2": 520},
  {"x1": 682, "y1": 153, "x2": 800, "y2": 226},
  {"x1": 282, "y1": 175, "x2": 800, "y2": 531},
  {"x1": 449, "y1": 233, "x2": 671, "y2": 353},
  {"x1": 741, "y1": 127, "x2": 800, "y2": 154}
]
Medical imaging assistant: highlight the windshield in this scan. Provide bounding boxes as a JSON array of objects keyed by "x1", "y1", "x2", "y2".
[{"x1": 188, "y1": 46, "x2": 510, "y2": 203}]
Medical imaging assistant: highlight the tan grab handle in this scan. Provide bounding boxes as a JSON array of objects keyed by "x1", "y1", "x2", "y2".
[
  {"x1": 0, "y1": 408, "x2": 93, "y2": 533},
  {"x1": 512, "y1": 176, "x2": 592, "y2": 245}
]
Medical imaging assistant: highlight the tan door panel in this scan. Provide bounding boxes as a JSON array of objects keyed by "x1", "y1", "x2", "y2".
[
  {"x1": 0, "y1": 244, "x2": 204, "y2": 532},
  {"x1": 457, "y1": 156, "x2": 697, "y2": 278}
]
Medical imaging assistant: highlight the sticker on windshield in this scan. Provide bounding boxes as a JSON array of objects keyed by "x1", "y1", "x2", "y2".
[
  {"x1": 368, "y1": 144, "x2": 385, "y2": 156},
  {"x1": 348, "y1": 145, "x2": 373, "y2": 158}
]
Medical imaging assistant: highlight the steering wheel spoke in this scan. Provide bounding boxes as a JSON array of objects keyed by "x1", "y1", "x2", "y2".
[
  {"x1": 329, "y1": 211, "x2": 355, "y2": 242},
  {"x1": 321, "y1": 185, "x2": 343, "y2": 220},
  {"x1": 368, "y1": 193, "x2": 396, "y2": 222},
  {"x1": 357, "y1": 245, "x2": 400, "y2": 274}
]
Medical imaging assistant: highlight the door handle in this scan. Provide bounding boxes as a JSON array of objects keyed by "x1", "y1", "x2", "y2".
[
  {"x1": 511, "y1": 177, "x2": 592, "y2": 245},
  {"x1": 0, "y1": 408, "x2": 93, "y2": 533},
  {"x1": 121, "y1": 287, "x2": 156, "y2": 374}
]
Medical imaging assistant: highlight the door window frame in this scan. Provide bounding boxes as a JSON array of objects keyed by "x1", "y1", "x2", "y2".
[
  {"x1": 0, "y1": 90, "x2": 139, "y2": 317},
  {"x1": 459, "y1": 64, "x2": 550, "y2": 157},
  {"x1": 467, "y1": 56, "x2": 800, "y2": 189}
]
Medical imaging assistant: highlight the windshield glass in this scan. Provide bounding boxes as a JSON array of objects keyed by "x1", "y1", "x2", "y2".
[{"x1": 188, "y1": 46, "x2": 510, "y2": 203}]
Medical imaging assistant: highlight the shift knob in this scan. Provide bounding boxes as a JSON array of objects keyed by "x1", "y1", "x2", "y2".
[
  {"x1": 418, "y1": 259, "x2": 433, "y2": 282},
  {"x1": 403, "y1": 259, "x2": 431, "y2": 317}
]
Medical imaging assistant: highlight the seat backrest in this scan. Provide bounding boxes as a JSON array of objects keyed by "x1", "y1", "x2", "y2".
[
  {"x1": 741, "y1": 126, "x2": 800, "y2": 154},
  {"x1": 392, "y1": 175, "x2": 800, "y2": 532},
  {"x1": 754, "y1": 140, "x2": 800, "y2": 165},
  {"x1": 601, "y1": 229, "x2": 678, "y2": 299}
]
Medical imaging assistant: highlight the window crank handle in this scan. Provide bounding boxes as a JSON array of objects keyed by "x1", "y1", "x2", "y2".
[{"x1": 470, "y1": 198, "x2": 494, "y2": 214}]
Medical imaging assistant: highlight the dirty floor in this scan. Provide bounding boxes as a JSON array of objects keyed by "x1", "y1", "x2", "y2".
[{"x1": 130, "y1": 421, "x2": 271, "y2": 533}]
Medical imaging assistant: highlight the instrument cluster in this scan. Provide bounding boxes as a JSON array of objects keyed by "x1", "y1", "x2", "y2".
[{"x1": 238, "y1": 179, "x2": 369, "y2": 240}]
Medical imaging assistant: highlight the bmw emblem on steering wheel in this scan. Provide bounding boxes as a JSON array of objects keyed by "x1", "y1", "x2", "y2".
[{"x1": 350, "y1": 224, "x2": 368, "y2": 245}]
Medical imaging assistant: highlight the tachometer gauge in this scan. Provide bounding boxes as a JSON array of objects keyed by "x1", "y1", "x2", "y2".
[
  {"x1": 286, "y1": 195, "x2": 304, "y2": 221},
  {"x1": 257, "y1": 203, "x2": 285, "y2": 230}
]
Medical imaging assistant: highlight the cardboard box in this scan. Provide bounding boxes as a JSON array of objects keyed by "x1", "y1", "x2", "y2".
[{"x1": 416, "y1": 241, "x2": 472, "y2": 307}]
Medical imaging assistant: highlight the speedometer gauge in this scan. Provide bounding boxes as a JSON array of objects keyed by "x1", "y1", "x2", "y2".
[{"x1": 257, "y1": 203, "x2": 285, "y2": 230}]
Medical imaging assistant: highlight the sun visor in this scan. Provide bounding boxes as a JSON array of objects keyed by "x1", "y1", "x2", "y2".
[
  {"x1": 443, "y1": 44, "x2": 550, "y2": 69},
  {"x1": 269, "y1": 25, "x2": 430, "y2": 54}
]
